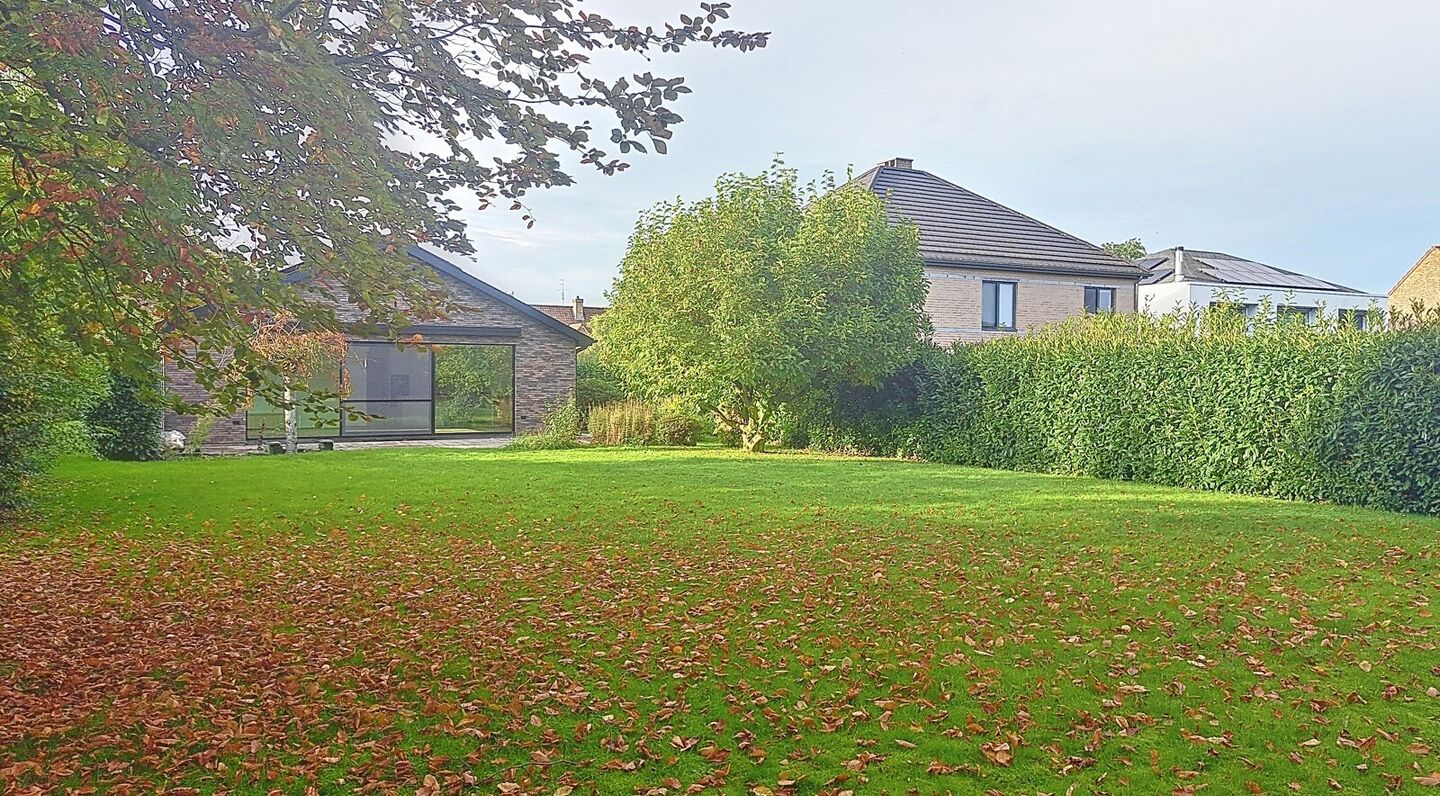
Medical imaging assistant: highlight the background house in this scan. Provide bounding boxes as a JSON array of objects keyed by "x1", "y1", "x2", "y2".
[
  {"x1": 533, "y1": 296, "x2": 608, "y2": 336},
  {"x1": 1389, "y1": 246, "x2": 1440, "y2": 318},
  {"x1": 1137, "y1": 247, "x2": 1387, "y2": 326},
  {"x1": 164, "y1": 247, "x2": 592, "y2": 449},
  {"x1": 858, "y1": 158, "x2": 1144, "y2": 345}
]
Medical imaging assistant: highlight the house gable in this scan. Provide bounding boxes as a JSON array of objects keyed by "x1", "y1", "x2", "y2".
[{"x1": 1390, "y1": 246, "x2": 1440, "y2": 315}]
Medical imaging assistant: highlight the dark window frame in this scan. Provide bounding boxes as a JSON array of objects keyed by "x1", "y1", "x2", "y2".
[
  {"x1": 1083, "y1": 286, "x2": 1116, "y2": 314},
  {"x1": 245, "y1": 340, "x2": 517, "y2": 441},
  {"x1": 981, "y1": 280, "x2": 1018, "y2": 331}
]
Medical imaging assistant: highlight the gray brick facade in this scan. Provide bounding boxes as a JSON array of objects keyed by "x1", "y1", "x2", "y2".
[{"x1": 164, "y1": 250, "x2": 588, "y2": 449}]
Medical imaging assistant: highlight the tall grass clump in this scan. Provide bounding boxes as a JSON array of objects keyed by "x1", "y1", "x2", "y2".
[{"x1": 587, "y1": 399, "x2": 700, "y2": 446}]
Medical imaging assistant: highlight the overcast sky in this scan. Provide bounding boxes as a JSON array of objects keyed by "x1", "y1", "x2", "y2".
[{"x1": 442, "y1": 0, "x2": 1440, "y2": 305}]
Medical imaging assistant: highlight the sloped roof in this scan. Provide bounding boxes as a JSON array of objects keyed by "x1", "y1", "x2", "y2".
[
  {"x1": 855, "y1": 162, "x2": 1142, "y2": 278},
  {"x1": 282, "y1": 246, "x2": 594, "y2": 346},
  {"x1": 1137, "y1": 248, "x2": 1367, "y2": 294},
  {"x1": 532, "y1": 303, "x2": 608, "y2": 328}
]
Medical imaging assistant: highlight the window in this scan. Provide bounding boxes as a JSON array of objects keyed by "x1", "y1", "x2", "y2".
[
  {"x1": 1340, "y1": 309, "x2": 1368, "y2": 330},
  {"x1": 246, "y1": 341, "x2": 515, "y2": 439},
  {"x1": 245, "y1": 369, "x2": 342, "y2": 441},
  {"x1": 1084, "y1": 286, "x2": 1116, "y2": 314},
  {"x1": 981, "y1": 280, "x2": 1016, "y2": 330},
  {"x1": 433, "y1": 345, "x2": 515, "y2": 433},
  {"x1": 1277, "y1": 305, "x2": 1317, "y2": 325}
]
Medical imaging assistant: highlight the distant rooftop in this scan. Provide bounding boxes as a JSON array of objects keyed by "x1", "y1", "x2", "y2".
[
  {"x1": 1138, "y1": 248, "x2": 1366, "y2": 294},
  {"x1": 855, "y1": 158, "x2": 1141, "y2": 278}
]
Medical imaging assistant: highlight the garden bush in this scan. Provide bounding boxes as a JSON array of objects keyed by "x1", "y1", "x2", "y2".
[
  {"x1": 507, "y1": 397, "x2": 583, "y2": 450},
  {"x1": 87, "y1": 373, "x2": 164, "y2": 461},
  {"x1": 576, "y1": 349, "x2": 629, "y2": 419},
  {"x1": 0, "y1": 331, "x2": 107, "y2": 509},
  {"x1": 587, "y1": 399, "x2": 701, "y2": 446},
  {"x1": 802, "y1": 307, "x2": 1440, "y2": 514}
]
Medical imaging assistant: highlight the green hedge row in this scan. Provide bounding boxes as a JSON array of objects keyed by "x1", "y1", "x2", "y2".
[{"x1": 797, "y1": 309, "x2": 1440, "y2": 514}]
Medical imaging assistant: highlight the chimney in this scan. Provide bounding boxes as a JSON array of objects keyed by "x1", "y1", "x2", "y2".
[
  {"x1": 883, "y1": 157, "x2": 914, "y2": 170},
  {"x1": 1173, "y1": 246, "x2": 1186, "y2": 282},
  {"x1": 572, "y1": 295, "x2": 584, "y2": 322}
]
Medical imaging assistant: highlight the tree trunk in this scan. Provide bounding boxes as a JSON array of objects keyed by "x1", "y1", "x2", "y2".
[
  {"x1": 283, "y1": 382, "x2": 298, "y2": 455},
  {"x1": 740, "y1": 426, "x2": 767, "y2": 453}
]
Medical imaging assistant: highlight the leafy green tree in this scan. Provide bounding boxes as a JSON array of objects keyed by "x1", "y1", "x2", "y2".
[
  {"x1": 1103, "y1": 237, "x2": 1148, "y2": 262},
  {"x1": 596, "y1": 162, "x2": 931, "y2": 452}
]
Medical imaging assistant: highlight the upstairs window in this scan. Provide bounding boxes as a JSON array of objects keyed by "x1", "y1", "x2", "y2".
[
  {"x1": 1340, "y1": 309, "x2": 1368, "y2": 330},
  {"x1": 1084, "y1": 286, "x2": 1116, "y2": 314},
  {"x1": 981, "y1": 281, "x2": 1016, "y2": 331}
]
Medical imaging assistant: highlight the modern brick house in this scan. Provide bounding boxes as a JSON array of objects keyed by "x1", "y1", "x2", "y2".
[
  {"x1": 1390, "y1": 245, "x2": 1440, "y2": 319},
  {"x1": 857, "y1": 158, "x2": 1144, "y2": 345},
  {"x1": 163, "y1": 246, "x2": 593, "y2": 448}
]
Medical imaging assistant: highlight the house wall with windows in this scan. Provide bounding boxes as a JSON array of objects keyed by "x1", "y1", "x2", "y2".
[
  {"x1": 1140, "y1": 281, "x2": 1387, "y2": 325},
  {"x1": 924, "y1": 265, "x2": 1139, "y2": 345},
  {"x1": 163, "y1": 248, "x2": 589, "y2": 449}
]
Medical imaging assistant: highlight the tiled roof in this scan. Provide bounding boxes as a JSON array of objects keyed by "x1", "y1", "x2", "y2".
[
  {"x1": 856, "y1": 163, "x2": 1142, "y2": 278},
  {"x1": 532, "y1": 304, "x2": 608, "y2": 328},
  {"x1": 1137, "y1": 248, "x2": 1366, "y2": 294}
]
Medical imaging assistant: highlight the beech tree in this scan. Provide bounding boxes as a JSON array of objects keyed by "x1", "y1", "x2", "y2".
[
  {"x1": 0, "y1": 0, "x2": 766, "y2": 407},
  {"x1": 595, "y1": 163, "x2": 931, "y2": 452}
]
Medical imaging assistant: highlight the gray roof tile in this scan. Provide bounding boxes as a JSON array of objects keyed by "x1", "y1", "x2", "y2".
[{"x1": 857, "y1": 164, "x2": 1143, "y2": 278}]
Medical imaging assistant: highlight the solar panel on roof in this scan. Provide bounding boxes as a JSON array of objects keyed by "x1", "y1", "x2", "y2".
[{"x1": 1194, "y1": 257, "x2": 1340, "y2": 290}]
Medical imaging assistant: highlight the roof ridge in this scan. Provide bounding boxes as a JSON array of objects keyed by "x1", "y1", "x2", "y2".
[{"x1": 894, "y1": 167, "x2": 1138, "y2": 271}]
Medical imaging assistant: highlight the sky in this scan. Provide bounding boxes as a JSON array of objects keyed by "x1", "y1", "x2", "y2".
[{"x1": 442, "y1": 0, "x2": 1440, "y2": 305}]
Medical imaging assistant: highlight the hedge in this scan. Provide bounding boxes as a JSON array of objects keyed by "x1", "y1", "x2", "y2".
[{"x1": 797, "y1": 308, "x2": 1440, "y2": 515}]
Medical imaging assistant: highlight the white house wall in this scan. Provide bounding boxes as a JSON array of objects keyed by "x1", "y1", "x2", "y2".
[{"x1": 1139, "y1": 282, "x2": 1388, "y2": 318}]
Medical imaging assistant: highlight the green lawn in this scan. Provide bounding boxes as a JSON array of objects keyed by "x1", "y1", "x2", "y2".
[{"x1": 3, "y1": 448, "x2": 1438, "y2": 795}]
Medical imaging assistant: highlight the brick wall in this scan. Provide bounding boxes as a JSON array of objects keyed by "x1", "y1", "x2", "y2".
[
  {"x1": 1390, "y1": 247, "x2": 1440, "y2": 318},
  {"x1": 923, "y1": 264, "x2": 1139, "y2": 346},
  {"x1": 163, "y1": 271, "x2": 581, "y2": 449}
]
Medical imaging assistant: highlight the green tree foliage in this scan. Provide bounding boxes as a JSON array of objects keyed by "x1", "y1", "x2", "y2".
[
  {"x1": 596, "y1": 162, "x2": 931, "y2": 452},
  {"x1": 1102, "y1": 237, "x2": 1148, "y2": 262},
  {"x1": 802, "y1": 307, "x2": 1440, "y2": 514},
  {"x1": 0, "y1": 1, "x2": 765, "y2": 407},
  {"x1": 87, "y1": 373, "x2": 165, "y2": 462},
  {"x1": 576, "y1": 348, "x2": 630, "y2": 418},
  {"x1": 0, "y1": 329, "x2": 106, "y2": 509}
]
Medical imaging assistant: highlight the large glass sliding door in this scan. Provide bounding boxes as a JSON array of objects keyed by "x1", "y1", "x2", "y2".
[
  {"x1": 433, "y1": 345, "x2": 515, "y2": 433},
  {"x1": 245, "y1": 341, "x2": 515, "y2": 440},
  {"x1": 341, "y1": 342, "x2": 434, "y2": 436}
]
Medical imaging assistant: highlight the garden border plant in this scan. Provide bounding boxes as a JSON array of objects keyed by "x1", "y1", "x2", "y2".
[{"x1": 797, "y1": 304, "x2": 1440, "y2": 515}]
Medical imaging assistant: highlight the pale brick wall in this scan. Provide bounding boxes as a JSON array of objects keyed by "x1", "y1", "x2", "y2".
[
  {"x1": 1390, "y1": 247, "x2": 1440, "y2": 319},
  {"x1": 923, "y1": 264, "x2": 1139, "y2": 346},
  {"x1": 163, "y1": 271, "x2": 581, "y2": 449}
]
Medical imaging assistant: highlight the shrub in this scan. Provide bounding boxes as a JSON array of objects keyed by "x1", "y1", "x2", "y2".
[
  {"x1": 507, "y1": 397, "x2": 582, "y2": 450},
  {"x1": 576, "y1": 349, "x2": 629, "y2": 419},
  {"x1": 88, "y1": 373, "x2": 164, "y2": 461},
  {"x1": 587, "y1": 399, "x2": 700, "y2": 446},
  {"x1": 44, "y1": 421, "x2": 97, "y2": 458},
  {"x1": 805, "y1": 308, "x2": 1440, "y2": 514},
  {"x1": 0, "y1": 331, "x2": 107, "y2": 509}
]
